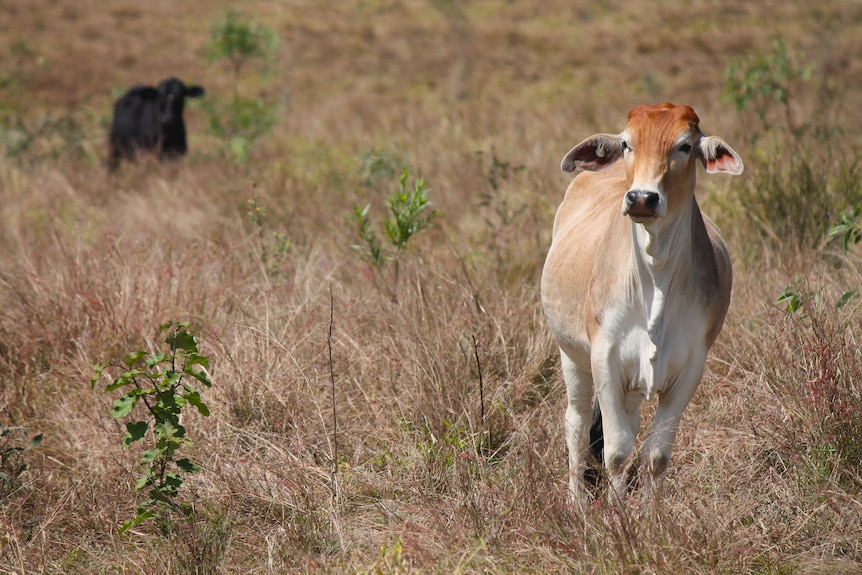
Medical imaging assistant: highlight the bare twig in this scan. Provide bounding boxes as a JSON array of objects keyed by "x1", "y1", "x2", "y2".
[
  {"x1": 328, "y1": 284, "x2": 339, "y2": 501},
  {"x1": 472, "y1": 335, "x2": 485, "y2": 429}
]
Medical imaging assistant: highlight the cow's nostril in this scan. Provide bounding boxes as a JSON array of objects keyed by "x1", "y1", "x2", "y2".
[
  {"x1": 643, "y1": 192, "x2": 659, "y2": 210},
  {"x1": 625, "y1": 190, "x2": 639, "y2": 208}
]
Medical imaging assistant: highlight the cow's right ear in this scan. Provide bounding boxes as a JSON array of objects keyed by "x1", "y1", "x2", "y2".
[
  {"x1": 561, "y1": 134, "x2": 623, "y2": 173},
  {"x1": 186, "y1": 85, "x2": 205, "y2": 98}
]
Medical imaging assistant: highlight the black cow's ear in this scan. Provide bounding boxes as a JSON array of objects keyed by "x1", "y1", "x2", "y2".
[{"x1": 186, "y1": 86, "x2": 205, "y2": 98}]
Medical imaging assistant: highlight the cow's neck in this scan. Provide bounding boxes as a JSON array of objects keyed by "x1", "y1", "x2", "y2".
[{"x1": 630, "y1": 200, "x2": 696, "y2": 398}]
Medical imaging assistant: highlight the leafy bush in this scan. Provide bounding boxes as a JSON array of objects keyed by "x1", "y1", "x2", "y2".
[
  {"x1": 204, "y1": 95, "x2": 278, "y2": 164},
  {"x1": 352, "y1": 168, "x2": 438, "y2": 299},
  {"x1": 245, "y1": 194, "x2": 291, "y2": 276},
  {"x1": 207, "y1": 10, "x2": 277, "y2": 88},
  {"x1": 723, "y1": 36, "x2": 811, "y2": 136},
  {"x1": 204, "y1": 10, "x2": 279, "y2": 163},
  {"x1": 92, "y1": 321, "x2": 212, "y2": 533}
]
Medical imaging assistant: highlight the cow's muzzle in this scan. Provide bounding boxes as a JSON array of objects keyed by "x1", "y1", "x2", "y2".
[{"x1": 623, "y1": 189, "x2": 660, "y2": 219}]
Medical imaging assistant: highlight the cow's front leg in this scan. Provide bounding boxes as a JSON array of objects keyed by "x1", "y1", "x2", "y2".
[
  {"x1": 561, "y1": 351, "x2": 594, "y2": 507},
  {"x1": 599, "y1": 390, "x2": 644, "y2": 497},
  {"x1": 641, "y1": 361, "x2": 705, "y2": 498}
]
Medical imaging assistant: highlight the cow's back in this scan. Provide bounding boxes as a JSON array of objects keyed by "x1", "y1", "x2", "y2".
[{"x1": 109, "y1": 86, "x2": 160, "y2": 149}]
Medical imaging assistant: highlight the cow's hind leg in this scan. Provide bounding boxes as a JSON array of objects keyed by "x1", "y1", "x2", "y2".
[
  {"x1": 583, "y1": 400, "x2": 603, "y2": 491},
  {"x1": 561, "y1": 351, "x2": 594, "y2": 507}
]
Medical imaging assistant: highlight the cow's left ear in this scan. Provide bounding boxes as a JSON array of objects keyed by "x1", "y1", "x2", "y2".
[
  {"x1": 186, "y1": 85, "x2": 205, "y2": 98},
  {"x1": 698, "y1": 136, "x2": 743, "y2": 175}
]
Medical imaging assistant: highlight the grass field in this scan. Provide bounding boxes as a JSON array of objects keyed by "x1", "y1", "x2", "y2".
[{"x1": 2, "y1": 0, "x2": 862, "y2": 573}]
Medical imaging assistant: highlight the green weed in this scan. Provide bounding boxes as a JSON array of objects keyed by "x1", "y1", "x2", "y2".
[
  {"x1": 204, "y1": 10, "x2": 279, "y2": 163},
  {"x1": 246, "y1": 193, "x2": 292, "y2": 277},
  {"x1": 92, "y1": 321, "x2": 212, "y2": 533},
  {"x1": 352, "y1": 167, "x2": 438, "y2": 299},
  {"x1": 723, "y1": 35, "x2": 811, "y2": 136}
]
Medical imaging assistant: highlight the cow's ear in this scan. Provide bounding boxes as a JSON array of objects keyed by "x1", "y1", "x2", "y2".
[
  {"x1": 186, "y1": 85, "x2": 205, "y2": 98},
  {"x1": 698, "y1": 136, "x2": 743, "y2": 175},
  {"x1": 561, "y1": 134, "x2": 623, "y2": 173}
]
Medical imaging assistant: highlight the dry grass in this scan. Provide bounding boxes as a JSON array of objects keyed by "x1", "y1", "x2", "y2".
[{"x1": 1, "y1": 0, "x2": 862, "y2": 573}]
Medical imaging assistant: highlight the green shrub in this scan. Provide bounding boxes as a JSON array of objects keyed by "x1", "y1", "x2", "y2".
[
  {"x1": 204, "y1": 10, "x2": 279, "y2": 164},
  {"x1": 352, "y1": 167, "x2": 438, "y2": 299},
  {"x1": 723, "y1": 36, "x2": 811, "y2": 136},
  {"x1": 92, "y1": 321, "x2": 212, "y2": 533},
  {"x1": 207, "y1": 10, "x2": 277, "y2": 90}
]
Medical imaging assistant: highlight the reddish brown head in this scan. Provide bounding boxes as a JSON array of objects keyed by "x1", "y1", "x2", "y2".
[{"x1": 560, "y1": 103, "x2": 743, "y2": 222}]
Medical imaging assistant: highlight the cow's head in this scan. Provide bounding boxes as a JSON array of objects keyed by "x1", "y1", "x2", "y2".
[
  {"x1": 561, "y1": 103, "x2": 743, "y2": 222},
  {"x1": 157, "y1": 77, "x2": 205, "y2": 126}
]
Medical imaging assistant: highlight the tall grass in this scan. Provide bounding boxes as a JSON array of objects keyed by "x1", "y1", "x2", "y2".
[{"x1": 1, "y1": 0, "x2": 862, "y2": 573}]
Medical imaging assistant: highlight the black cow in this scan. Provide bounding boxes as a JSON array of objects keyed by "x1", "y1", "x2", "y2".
[{"x1": 107, "y1": 77, "x2": 205, "y2": 171}]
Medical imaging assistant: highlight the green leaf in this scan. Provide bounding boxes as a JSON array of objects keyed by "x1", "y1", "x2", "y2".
[
  {"x1": 776, "y1": 290, "x2": 802, "y2": 314},
  {"x1": 122, "y1": 422, "x2": 148, "y2": 447},
  {"x1": 134, "y1": 474, "x2": 152, "y2": 490},
  {"x1": 145, "y1": 352, "x2": 167, "y2": 367},
  {"x1": 175, "y1": 457, "x2": 199, "y2": 473},
  {"x1": 182, "y1": 390, "x2": 211, "y2": 416},
  {"x1": 837, "y1": 290, "x2": 859, "y2": 309},
  {"x1": 168, "y1": 329, "x2": 198, "y2": 353},
  {"x1": 154, "y1": 420, "x2": 180, "y2": 439},
  {"x1": 185, "y1": 354, "x2": 210, "y2": 369},
  {"x1": 119, "y1": 509, "x2": 156, "y2": 533},
  {"x1": 91, "y1": 363, "x2": 107, "y2": 389},
  {"x1": 164, "y1": 472, "x2": 185, "y2": 490},
  {"x1": 125, "y1": 350, "x2": 148, "y2": 365},
  {"x1": 24, "y1": 434, "x2": 42, "y2": 451},
  {"x1": 154, "y1": 392, "x2": 181, "y2": 415},
  {"x1": 184, "y1": 367, "x2": 212, "y2": 388},
  {"x1": 111, "y1": 395, "x2": 137, "y2": 419},
  {"x1": 105, "y1": 369, "x2": 144, "y2": 392},
  {"x1": 141, "y1": 448, "x2": 165, "y2": 464},
  {"x1": 163, "y1": 371, "x2": 182, "y2": 389}
]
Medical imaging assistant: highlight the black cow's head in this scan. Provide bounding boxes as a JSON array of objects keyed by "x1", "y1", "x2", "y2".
[{"x1": 157, "y1": 77, "x2": 205, "y2": 126}]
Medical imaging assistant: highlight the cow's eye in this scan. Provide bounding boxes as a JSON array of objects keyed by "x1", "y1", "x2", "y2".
[
  {"x1": 621, "y1": 140, "x2": 630, "y2": 152},
  {"x1": 679, "y1": 142, "x2": 692, "y2": 154}
]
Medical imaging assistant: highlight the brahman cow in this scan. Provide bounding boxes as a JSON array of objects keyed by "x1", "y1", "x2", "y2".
[
  {"x1": 541, "y1": 103, "x2": 743, "y2": 504},
  {"x1": 107, "y1": 77, "x2": 205, "y2": 171}
]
